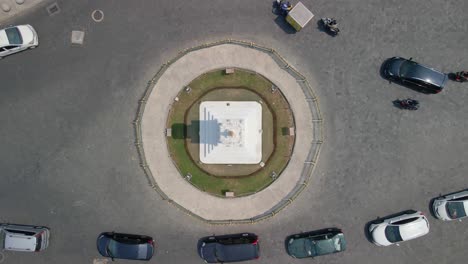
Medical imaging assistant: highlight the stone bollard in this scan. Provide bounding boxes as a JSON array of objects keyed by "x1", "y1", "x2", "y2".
[{"x1": 1, "y1": 3, "x2": 11, "y2": 12}]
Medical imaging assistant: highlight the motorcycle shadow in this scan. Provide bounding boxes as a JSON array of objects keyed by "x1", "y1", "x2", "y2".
[
  {"x1": 392, "y1": 100, "x2": 403, "y2": 109},
  {"x1": 447, "y1": 73, "x2": 457, "y2": 81},
  {"x1": 447, "y1": 72, "x2": 465, "y2": 82},
  {"x1": 392, "y1": 100, "x2": 419, "y2": 110}
]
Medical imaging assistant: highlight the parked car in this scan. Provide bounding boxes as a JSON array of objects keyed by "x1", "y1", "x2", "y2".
[
  {"x1": 368, "y1": 210, "x2": 429, "y2": 246},
  {"x1": 97, "y1": 232, "x2": 154, "y2": 261},
  {"x1": 286, "y1": 228, "x2": 346, "y2": 258},
  {"x1": 382, "y1": 57, "x2": 447, "y2": 93},
  {"x1": 432, "y1": 189, "x2": 468, "y2": 221},
  {"x1": 198, "y1": 233, "x2": 259, "y2": 263},
  {"x1": 0, "y1": 223, "x2": 49, "y2": 252},
  {"x1": 0, "y1": 25, "x2": 38, "y2": 59}
]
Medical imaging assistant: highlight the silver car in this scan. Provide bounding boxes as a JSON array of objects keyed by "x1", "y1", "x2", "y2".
[
  {"x1": 433, "y1": 190, "x2": 468, "y2": 221},
  {"x1": 0, "y1": 224, "x2": 50, "y2": 252},
  {"x1": 0, "y1": 25, "x2": 38, "y2": 59}
]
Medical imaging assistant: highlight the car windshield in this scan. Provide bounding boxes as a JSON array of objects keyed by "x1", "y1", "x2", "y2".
[
  {"x1": 5, "y1": 27, "x2": 22, "y2": 44},
  {"x1": 35, "y1": 235, "x2": 42, "y2": 251},
  {"x1": 313, "y1": 239, "x2": 335, "y2": 255},
  {"x1": 214, "y1": 244, "x2": 224, "y2": 261},
  {"x1": 446, "y1": 201, "x2": 467, "y2": 219},
  {"x1": 384, "y1": 226, "x2": 403, "y2": 243},
  {"x1": 399, "y1": 60, "x2": 417, "y2": 78},
  {"x1": 0, "y1": 230, "x2": 5, "y2": 249},
  {"x1": 333, "y1": 236, "x2": 345, "y2": 251}
]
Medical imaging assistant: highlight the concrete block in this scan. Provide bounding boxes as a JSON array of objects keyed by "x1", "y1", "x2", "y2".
[{"x1": 71, "y1": 30, "x2": 85, "y2": 45}]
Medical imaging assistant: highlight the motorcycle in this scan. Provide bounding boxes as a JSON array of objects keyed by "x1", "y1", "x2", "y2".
[
  {"x1": 453, "y1": 71, "x2": 468, "y2": 82},
  {"x1": 393, "y1": 98, "x2": 420, "y2": 110},
  {"x1": 321, "y1": 17, "x2": 340, "y2": 36},
  {"x1": 275, "y1": 0, "x2": 292, "y2": 16}
]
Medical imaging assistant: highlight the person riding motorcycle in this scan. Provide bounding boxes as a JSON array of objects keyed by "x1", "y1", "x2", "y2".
[
  {"x1": 395, "y1": 98, "x2": 419, "y2": 110},
  {"x1": 279, "y1": 1, "x2": 292, "y2": 15},
  {"x1": 327, "y1": 18, "x2": 338, "y2": 29},
  {"x1": 455, "y1": 71, "x2": 468, "y2": 82}
]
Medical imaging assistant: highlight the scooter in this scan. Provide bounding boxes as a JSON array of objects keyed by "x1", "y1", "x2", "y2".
[
  {"x1": 393, "y1": 98, "x2": 419, "y2": 110},
  {"x1": 321, "y1": 17, "x2": 340, "y2": 36},
  {"x1": 454, "y1": 71, "x2": 468, "y2": 82}
]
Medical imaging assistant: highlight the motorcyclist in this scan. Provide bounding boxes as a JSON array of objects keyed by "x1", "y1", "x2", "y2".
[
  {"x1": 327, "y1": 18, "x2": 338, "y2": 28},
  {"x1": 402, "y1": 98, "x2": 418, "y2": 106},
  {"x1": 280, "y1": 1, "x2": 292, "y2": 15},
  {"x1": 322, "y1": 17, "x2": 339, "y2": 34},
  {"x1": 455, "y1": 71, "x2": 468, "y2": 81}
]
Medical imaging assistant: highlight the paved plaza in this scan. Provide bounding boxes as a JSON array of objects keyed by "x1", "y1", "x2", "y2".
[{"x1": 0, "y1": 1, "x2": 467, "y2": 263}]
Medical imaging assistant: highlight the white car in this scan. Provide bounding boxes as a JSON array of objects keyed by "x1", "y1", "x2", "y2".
[
  {"x1": 368, "y1": 210, "x2": 429, "y2": 246},
  {"x1": 432, "y1": 189, "x2": 468, "y2": 221},
  {"x1": 0, "y1": 223, "x2": 50, "y2": 252},
  {"x1": 0, "y1": 24, "x2": 38, "y2": 59}
]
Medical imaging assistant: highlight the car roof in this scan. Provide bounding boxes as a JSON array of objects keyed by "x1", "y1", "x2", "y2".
[
  {"x1": 110, "y1": 240, "x2": 151, "y2": 260},
  {"x1": 288, "y1": 232, "x2": 345, "y2": 257},
  {"x1": 447, "y1": 200, "x2": 468, "y2": 212},
  {"x1": 4, "y1": 232, "x2": 37, "y2": 251},
  {"x1": 398, "y1": 217, "x2": 429, "y2": 240},
  {"x1": 217, "y1": 243, "x2": 258, "y2": 262},
  {"x1": 400, "y1": 60, "x2": 446, "y2": 86}
]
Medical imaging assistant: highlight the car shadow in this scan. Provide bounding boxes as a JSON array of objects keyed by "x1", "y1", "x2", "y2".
[{"x1": 364, "y1": 210, "x2": 419, "y2": 244}]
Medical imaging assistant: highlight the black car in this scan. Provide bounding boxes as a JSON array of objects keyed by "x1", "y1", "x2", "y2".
[
  {"x1": 286, "y1": 228, "x2": 346, "y2": 259},
  {"x1": 199, "y1": 233, "x2": 259, "y2": 263},
  {"x1": 97, "y1": 232, "x2": 154, "y2": 261},
  {"x1": 382, "y1": 57, "x2": 447, "y2": 94}
]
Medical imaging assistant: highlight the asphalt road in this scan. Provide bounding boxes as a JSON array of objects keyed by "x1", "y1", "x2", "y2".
[{"x1": 0, "y1": 0, "x2": 467, "y2": 263}]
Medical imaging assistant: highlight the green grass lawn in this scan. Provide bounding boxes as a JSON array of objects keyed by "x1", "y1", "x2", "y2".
[{"x1": 167, "y1": 69, "x2": 295, "y2": 197}]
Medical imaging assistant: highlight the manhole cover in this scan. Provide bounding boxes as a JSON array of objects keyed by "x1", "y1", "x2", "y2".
[
  {"x1": 46, "y1": 2, "x2": 60, "y2": 16},
  {"x1": 91, "y1": 10, "x2": 104, "y2": 22},
  {"x1": 71, "y1": 31, "x2": 85, "y2": 45}
]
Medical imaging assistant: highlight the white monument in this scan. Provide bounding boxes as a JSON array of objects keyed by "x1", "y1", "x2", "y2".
[{"x1": 199, "y1": 101, "x2": 262, "y2": 164}]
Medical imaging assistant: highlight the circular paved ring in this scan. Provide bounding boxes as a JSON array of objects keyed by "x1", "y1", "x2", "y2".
[
  {"x1": 136, "y1": 40, "x2": 323, "y2": 223},
  {"x1": 91, "y1": 10, "x2": 104, "y2": 23}
]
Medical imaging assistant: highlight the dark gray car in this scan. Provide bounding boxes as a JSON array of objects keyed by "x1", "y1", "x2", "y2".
[
  {"x1": 286, "y1": 228, "x2": 346, "y2": 259},
  {"x1": 199, "y1": 233, "x2": 259, "y2": 263},
  {"x1": 382, "y1": 57, "x2": 447, "y2": 94},
  {"x1": 97, "y1": 232, "x2": 154, "y2": 261}
]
